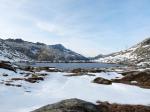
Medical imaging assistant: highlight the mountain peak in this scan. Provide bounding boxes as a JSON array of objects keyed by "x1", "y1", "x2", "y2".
[
  {"x1": 140, "y1": 37, "x2": 150, "y2": 46},
  {"x1": 5, "y1": 38, "x2": 25, "y2": 43},
  {"x1": 52, "y1": 44, "x2": 64, "y2": 47},
  {"x1": 0, "y1": 38, "x2": 88, "y2": 61}
]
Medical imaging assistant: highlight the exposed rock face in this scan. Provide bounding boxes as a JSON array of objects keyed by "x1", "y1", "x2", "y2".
[
  {"x1": 0, "y1": 61, "x2": 16, "y2": 72},
  {"x1": 33, "y1": 99, "x2": 150, "y2": 112},
  {"x1": 97, "y1": 101, "x2": 150, "y2": 112},
  {"x1": 64, "y1": 72, "x2": 95, "y2": 77},
  {"x1": 21, "y1": 66, "x2": 62, "y2": 72},
  {"x1": 71, "y1": 68, "x2": 106, "y2": 73},
  {"x1": 113, "y1": 70, "x2": 150, "y2": 88},
  {"x1": 95, "y1": 37, "x2": 150, "y2": 67},
  {"x1": 3, "y1": 38, "x2": 88, "y2": 62},
  {"x1": 32, "y1": 98, "x2": 100, "y2": 112},
  {"x1": 93, "y1": 77, "x2": 112, "y2": 85},
  {"x1": 0, "y1": 39, "x2": 28, "y2": 61}
]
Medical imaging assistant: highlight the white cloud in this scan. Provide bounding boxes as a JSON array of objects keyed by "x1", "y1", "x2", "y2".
[
  {"x1": 0, "y1": 0, "x2": 149, "y2": 57},
  {"x1": 36, "y1": 22, "x2": 66, "y2": 36}
]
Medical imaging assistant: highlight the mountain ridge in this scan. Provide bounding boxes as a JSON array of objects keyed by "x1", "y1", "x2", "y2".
[
  {"x1": 95, "y1": 37, "x2": 150, "y2": 67},
  {"x1": 0, "y1": 38, "x2": 88, "y2": 62}
]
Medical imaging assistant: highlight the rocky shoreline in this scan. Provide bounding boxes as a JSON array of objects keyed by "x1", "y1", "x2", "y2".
[
  {"x1": 1, "y1": 61, "x2": 150, "y2": 89},
  {"x1": 0, "y1": 61, "x2": 150, "y2": 112}
]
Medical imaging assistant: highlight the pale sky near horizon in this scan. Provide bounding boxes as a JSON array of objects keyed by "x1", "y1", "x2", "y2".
[{"x1": 0, "y1": 0, "x2": 150, "y2": 56}]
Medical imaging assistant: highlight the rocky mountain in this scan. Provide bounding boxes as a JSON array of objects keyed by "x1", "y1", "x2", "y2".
[
  {"x1": 0, "y1": 38, "x2": 88, "y2": 62},
  {"x1": 0, "y1": 39, "x2": 29, "y2": 62},
  {"x1": 89, "y1": 54, "x2": 105, "y2": 60},
  {"x1": 95, "y1": 37, "x2": 150, "y2": 67}
]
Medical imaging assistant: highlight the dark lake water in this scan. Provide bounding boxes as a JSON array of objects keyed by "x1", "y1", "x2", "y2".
[{"x1": 16, "y1": 62, "x2": 120, "y2": 70}]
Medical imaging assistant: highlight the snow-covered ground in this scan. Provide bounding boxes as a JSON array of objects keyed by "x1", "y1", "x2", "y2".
[
  {"x1": 0, "y1": 70, "x2": 150, "y2": 112},
  {"x1": 95, "y1": 51, "x2": 137, "y2": 64}
]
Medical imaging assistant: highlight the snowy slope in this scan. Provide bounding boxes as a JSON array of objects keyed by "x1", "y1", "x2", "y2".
[
  {"x1": 96, "y1": 38, "x2": 150, "y2": 66},
  {"x1": 0, "y1": 39, "x2": 29, "y2": 62},
  {"x1": 4, "y1": 38, "x2": 88, "y2": 62},
  {"x1": 0, "y1": 38, "x2": 88, "y2": 62}
]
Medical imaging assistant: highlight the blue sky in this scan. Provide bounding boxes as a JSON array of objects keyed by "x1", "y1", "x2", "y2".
[{"x1": 0, "y1": 0, "x2": 150, "y2": 56}]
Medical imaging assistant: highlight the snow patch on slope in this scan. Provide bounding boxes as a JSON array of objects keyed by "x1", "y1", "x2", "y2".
[
  {"x1": 96, "y1": 38, "x2": 150, "y2": 66},
  {"x1": 0, "y1": 39, "x2": 29, "y2": 62}
]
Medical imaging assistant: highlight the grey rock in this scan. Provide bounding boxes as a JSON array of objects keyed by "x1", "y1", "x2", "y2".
[
  {"x1": 93, "y1": 77, "x2": 112, "y2": 85},
  {"x1": 32, "y1": 98, "x2": 100, "y2": 112}
]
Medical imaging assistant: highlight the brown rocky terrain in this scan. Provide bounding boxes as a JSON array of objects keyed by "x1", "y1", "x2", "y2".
[
  {"x1": 32, "y1": 99, "x2": 150, "y2": 112},
  {"x1": 113, "y1": 70, "x2": 150, "y2": 88},
  {"x1": 21, "y1": 66, "x2": 62, "y2": 72},
  {"x1": 0, "y1": 61, "x2": 16, "y2": 72},
  {"x1": 93, "y1": 77, "x2": 112, "y2": 85},
  {"x1": 97, "y1": 101, "x2": 150, "y2": 112},
  {"x1": 64, "y1": 72, "x2": 95, "y2": 77},
  {"x1": 71, "y1": 68, "x2": 107, "y2": 73}
]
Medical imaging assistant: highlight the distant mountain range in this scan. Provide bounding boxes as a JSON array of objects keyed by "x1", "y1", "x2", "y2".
[
  {"x1": 95, "y1": 37, "x2": 150, "y2": 67},
  {"x1": 1, "y1": 37, "x2": 150, "y2": 66},
  {"x1": 0, "y1": 38, "x2": 88, "y2": 62}
]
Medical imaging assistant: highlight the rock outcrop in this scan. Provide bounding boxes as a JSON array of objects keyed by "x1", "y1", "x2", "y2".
[
  {"x1": 0, "y1": 61, "x2": 16, "y2": 72},
  {"x1": 97, "y1": 101, "x2": 150, "y2": 112},
  {"x1": 32, "y1": 99, "x2": 150, "y2": 112},
  {"x1": 93, "y1": 77, "x2": 112, "y2": 85},
  {"x1": 32, "y1": 98, "x2": 100, "y2": 112},
  {"x1": 113, "y1": 70, "x2": 150, "y2": 88}
]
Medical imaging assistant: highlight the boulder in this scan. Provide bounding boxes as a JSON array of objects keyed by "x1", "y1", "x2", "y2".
[
  {"x1": 25, "y1": 77, "x2": 44, "y2": 83},
  {"x1": 93, "y1": 77, "x2": 112, "y2": 85},
  {"x1": 32, "y1": 98, "x2": 100, "y2": 112},
  {"x1": 71, "y1": 68, "x2": 86, "y2": 73}
]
